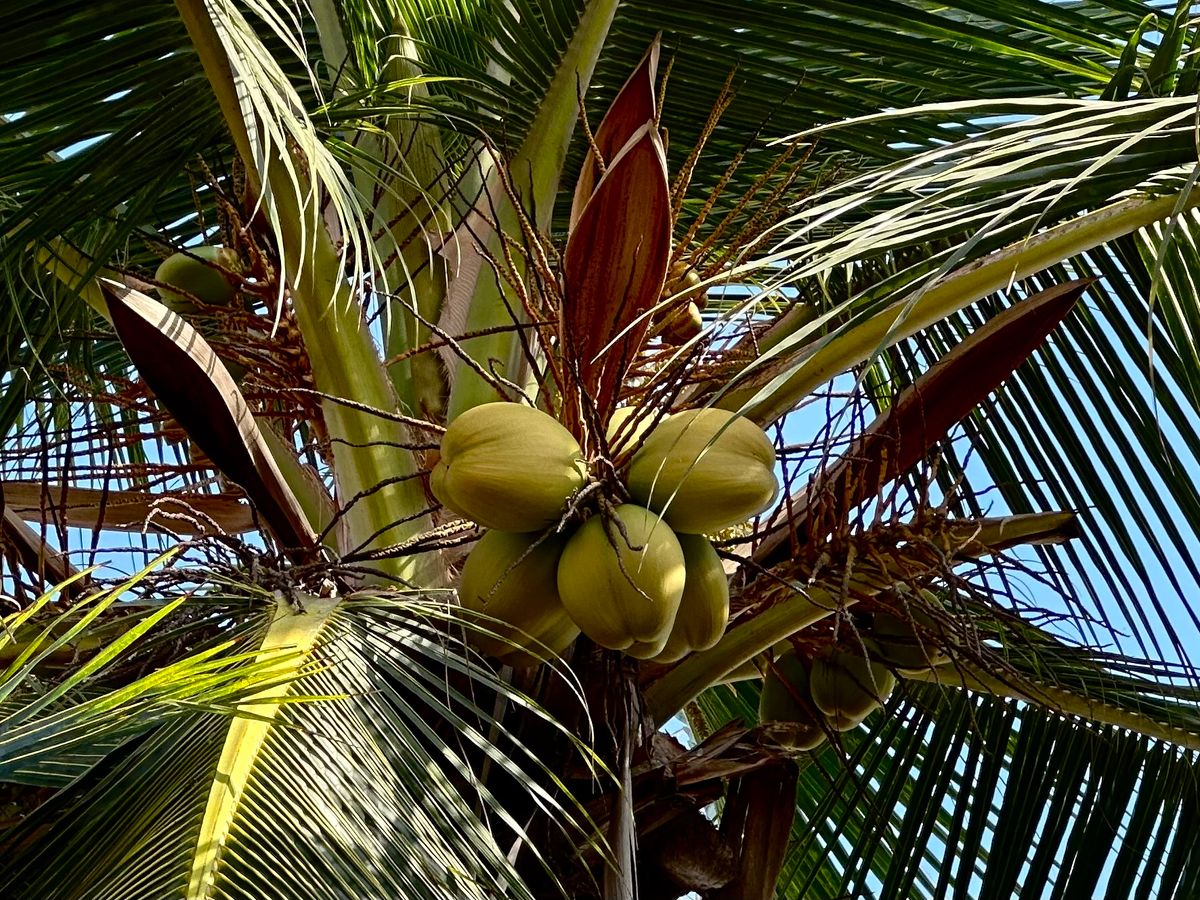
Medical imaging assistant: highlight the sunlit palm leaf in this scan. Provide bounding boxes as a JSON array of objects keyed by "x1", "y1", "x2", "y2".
[
  {"x1": 0, "y1": 562, "x2": 306, "y2": 788},
  {"x1": 0, "y1": 592, "x2": 595, "y2": 899}
]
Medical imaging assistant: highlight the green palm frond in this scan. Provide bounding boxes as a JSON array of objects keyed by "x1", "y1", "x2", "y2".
[
  {"x1": 695, "y1": 666, "x2": 1200, "y2": 899},
  {"x1": 685, "y1": 93, "x2": 1200, "y2": 661},
  {"x1": 0, "y1": 559, "x2": 309, "y2": 789},
  {"x1": 0, "y1": 590, "x2": 597, "y2": 899}
]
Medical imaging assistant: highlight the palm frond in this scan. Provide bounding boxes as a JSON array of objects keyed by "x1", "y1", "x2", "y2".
[
  {"x1": 693, "y1": 94, "x2": 1200, "y2": 662},
  {"x1": 0, "y1": 591, "x2": 597, "y2": 899},
  {"x1": 694, "y1": 671, "x2": 1200, "y2": 899},
  {"x1": 0, "y1": 559, "x2": 311, "y2": 789}
]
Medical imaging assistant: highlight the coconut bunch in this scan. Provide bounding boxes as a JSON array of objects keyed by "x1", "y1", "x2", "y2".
[
  {"x1": 425, "y1": 45, "x2": 810, "y2": 667},
  {"x1": 431, "y1": 401, "x2": 779, "y2": 666},
  {"x1": 757, "y1": 646, "x2": 893, "y2": 751},
  {"x1": 758, "y1": 602, "x2": 955, "y2": 750}
]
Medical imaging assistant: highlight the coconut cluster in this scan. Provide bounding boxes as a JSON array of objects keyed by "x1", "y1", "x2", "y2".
[
  {"x1": 758, "y1": 606, "x2": 953, "y2": 750},
  {"x1": 758, "y1": 646, "x2": 896, "y2": 751},
  {"x1": 434, "y1": 402, "x2": 779, "y2": 665}
]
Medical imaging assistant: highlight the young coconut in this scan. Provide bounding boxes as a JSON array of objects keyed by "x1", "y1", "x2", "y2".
[
  {"x1": 431, "y1": 402, "x2": 589, "y2": 532},
  {"x1": 660, "y1": 302, "x2": 704, "y2": 344},
  {"x1": 809, "y1": 646, "x2": 896, "y2": 732},
  {"x1": 154, "y1": 246, "x2": 240, "y2": 314},
  {"x1": 663, "y1": 260, "x2": 707, "y2": 310},
  {"x1": 652, "y1": 533, "x2": 730, "y2": 663},
  {"x1": 606, "y1": 406, "x2": 655, "y2": 459},
  {"x1": 627, "y1": 408, "x2": 778, "y2": 534},
  {"x1": 758, "y1": 649, "x2": 828, "y2": 751},
  {"x1": 872, "y1": 593, "x2": 951, "y2": 671},
  {"x1": 624, "y1": 634, "x2": 672, "y2": 660},
  {"x1": 458, "y1": 530, "x2": 579, "y2": 667},
  {"x1": 556, "y1": 504, "x2": 685, "y2": 652}
]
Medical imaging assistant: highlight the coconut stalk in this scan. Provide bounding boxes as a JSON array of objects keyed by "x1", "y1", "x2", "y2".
[{"x1": 901, "y1": 663, "x2": 1200, "y2": 750}]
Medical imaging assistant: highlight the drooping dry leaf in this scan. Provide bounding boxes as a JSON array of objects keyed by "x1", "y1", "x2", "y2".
[
  {"x1": 100, "y1": 280, "x2": 317, "y2": 558},
  {"x1": 0, "y1": 482, "x2": 81, "y2": 589},
  {"x1": 710, "y1": 763, "x2": 798, "y2": 900},
  {"x1": 2, "y1": 482, "x2": 257, "y2": 535}
]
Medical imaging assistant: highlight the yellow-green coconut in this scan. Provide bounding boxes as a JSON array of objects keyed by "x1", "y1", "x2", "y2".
[
  {"x1": 626, "y1": 408, "x2": 778, "y2": 534},
  {"x1": 871, "y1": 591, "x2": 951, "y2": 671},
  {"x1": 431, "y1": 402, "x2": 589, "y2": 531},
  {"x1": 652, "y1": 534, "x2": 729, "y2": 663},
  {"x1": 809, "y1": 647, "x2": 896, "y2": 732},
  {"x1": 606, "y1": 406, "x2": 655, "y2": 458},
  {"x1": 758, "y1": 650, "x2": 827, "y2": 751},
  {"x1": 154, "y1": 246, "x2": 240, "y2": 313},
  {"x1": 458, "y1": 530, "x2": 579, "y2": 667},
  {"x1": 556, "y1": 504, "x2": 685, "y2": 652}
]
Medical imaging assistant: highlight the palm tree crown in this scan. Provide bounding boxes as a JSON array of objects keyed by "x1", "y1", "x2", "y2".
[{"x1": 1, "y1": 1, "x2": 1199, "y2": 898}]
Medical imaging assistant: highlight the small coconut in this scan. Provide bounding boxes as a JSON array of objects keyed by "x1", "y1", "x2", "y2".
[
  {"x1": 758, "y1": 650, "x2": 827, "y2": 751},
  {"x1": 155, "y1": 246, "x2": 240, "y2": 314},
  {"x1": 661, "y1": 302, "x2": 704, "y2": 344},
  {"x1": 872, "y1": 600, "x2": 951, "y2": 671},
  {"x1": 809, "y1": 647, "x2": 896, "y2": 732},
  {"x1": 663, "y1": 260, "x2": 707, "y2": 310}
]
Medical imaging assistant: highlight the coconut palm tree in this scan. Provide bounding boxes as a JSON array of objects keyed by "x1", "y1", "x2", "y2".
[{"x1": 2, "y1": 0, "x2": 1200, "y2": 897}]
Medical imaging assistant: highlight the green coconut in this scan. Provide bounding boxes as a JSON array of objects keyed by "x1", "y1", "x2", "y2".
[
  {"x1": 758, "y1": 650, "x2": 827, "y2": 751},
  {"x1": 556, "y1": 504, "x2": 685, "y2": 652},
  {"x1": 606, "y1": 406, "x2": 655, "y2": 458},
  {"x1": 431, "y1": 402, "x2": 589, "y2": 531},
  {"x1": 809, "y1": 647, "x2": 896, "y2": 732},
  {"x1": 660, "y1": 301, "x2": 704, "y2": 344},
  {"x1": 652, "y1": 534, "x2": 730, "y2": 663},
  {"x1": 458, "y1": 530, "x2": 579, "y2": 667},
  {"x1": 872, "y1": 599, "x2": 951, "y2": 671},
  {"x1": 154, "y1": 246, "x2": 240, "y2": 313},
  {"x1": 625, "y1": 634, "x2": 671, "y2": 660},
  {"x1": 626, "y1": 408, "x2": 778, "y2": 534}
]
